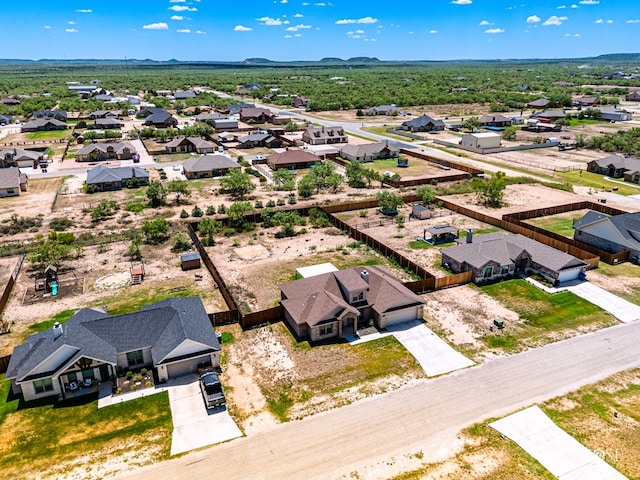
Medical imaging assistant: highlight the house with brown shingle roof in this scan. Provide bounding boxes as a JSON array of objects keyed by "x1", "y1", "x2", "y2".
[
  {"x1": 441, "y1": 232, "x2": 586, "y2": 285},
  {"x1": 280, "y1": 266, "x2": 425, "y2": 341},
  {"x1": 267, "y1": 150, "x2": 320, "y2": 170},
  {"x1": 239, "y1": 107, "x2": 275, "y2": 124},
  {"x1": 21, "y1": 118, "x2": 67, "y2": 133},
  {"x1": 302, "y1": 126, "x2": 347, "y2": 145},
  {"x1": 526, "y1": 98, "x2": 550, "y2": 109},
  {"x1": 0, "y1": 167, "x2": 28, "y2": 197},
  {"x1": 165, "y1": 136, "x2": 215, "y2": 154},
  {"x1": 340, "y1": 142, "x2": 399, "y2": 162},
  {"x1": 182, "y1": 154, "x2": 241, "y2": 179},
  {"x1": 479, "y1": 114, "x2": 512, "y2": 127}
]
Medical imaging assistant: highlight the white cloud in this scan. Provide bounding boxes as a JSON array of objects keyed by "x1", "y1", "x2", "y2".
[
  {"x1": 68, "y1": 21, "x2": 76, "y2": 25},
  {"x1": 479, "y1": 20, "x2": 493, "y2": 25},
  {"x1": 335, "y1": 16, "x2": 379, "y2": 25},
  {"x1": 626, "y1": 19, "x2": 640, "y2": 23},
  {"x1": 526, "y1": 15, "x2": 541, "y2": 23},
  {"x1": 169, "y1": 5, "x2": 197, "y2": 12},
  {"x1": 284, "y1": 34, "x2": 293, "y2": 38},
  {"x1": 281, "y1": 0, "x2": 289, "y2": 3},
  {"x1": 234, "y1": 25, "x2": 253, "y2": 31},
  {"x1": 143, "y1": 22, "x2": 169, "y2": 30},
  {"x1": 571, "y1": 4, "x2": 578, "y2": 7},
  {"x1": 607, "y1": 19, "x2": 614, "y2": 23},
  {"x1": 195, "y1": 30, "x2": 206, "y2": 34},
  {"x1": 355, "y1": 29, "x2": 365, "y2": 34},
  {"x1": 43, "y1": 25, "x2": 51, "y2": 29},
  {"x1": 75, "y1": 9, "x2": 92, "y2": 13},
  {"x1": 543, "y1": 15, "x2": 568, "y2": 26},
  {"x1": 451, "y1": 0, "x2": 472, "y2": 4},
  {"x1": 294, "y1": 13, "x2": 304, "y2": 17},
  {"x1": 579, "y1": 0, "x2": 599, "y2": 4},
  {"x1": 169, "y1": 0, "x2": 186, "y2": 2},
  {"x1": 565, "y1": 32, "x2": 581, "y2": 36},
  {"x1": 285, "y1": 24, "x2": 312, "y2": 31},
  {"x1": 429, "y1": 29, "x2": 438, "y2": 34},
  {"x1": 171, "y1": 15, "x2": 184, "y2": 20},
  {"x1": 177, "y1": 29, "x2": 191, "y2": 33},
  {"x1": 257, "y1": 16, "x2": 288, "y2": 26},
  {"x1": 557, "y1": 5, "x2": 566, "y2": 8},
  {"x1": 65, "y1": 28, "x2": 78, "y2": 33},
  {"x1": 294, "y1": 33, "x2": 301, "y2": 37},
  {"x1": 485, "y1": 28, "x2": 505, "y2": 33}
]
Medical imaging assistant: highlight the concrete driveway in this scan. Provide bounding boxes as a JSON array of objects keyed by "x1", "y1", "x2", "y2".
[
  {"x1": 167, "y1": 374, "x2": 242, "y2": 456},
  {"x1": 565, "y1": 281, "x2": 640, "y2": 323},
  {"x1": 491, "y1": 406, "x2": 626, "y2": 480}
]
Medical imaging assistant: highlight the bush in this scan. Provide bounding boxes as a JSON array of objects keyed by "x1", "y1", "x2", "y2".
[
  {"x1": 172, "y1": 233, "x2": 192, "y2": 252},
  {"x1": 223, "y1": 227, "x2": 236, "y2": 237},
  {"x1": 359, "y1": 209, "x2": 368, "y2": 218},
  {"x1": 206, "y1": 205, "x2": 216, "y2": 215},
  {"x1": 126, "y1": 371, "x2": 133, "y2": 380},
  {"x1": 266, "y1": 199, "x2": 276, "y2": 208},
  {"x1": 288, "y1": 194, "x2": 297, "y2": 205},
  {"x1": 49, "y1": 217, "x2": 74, "y2": 231},
  {"x1": 180, "y1": 209, "x2": 189, "y2": 219},
  {"x1": 130, "y1": 384, "x2": 137, "y2": 391},
  {"x1": 277, "y1": 198, "x2": 285, "y2": 206},
  {"x1": 133, "y1": 374, "x2": 143, "y2": 382},
  {"x1": 83, "y1": 183, "x2": 99, "y2": 194},
  {"x1": 141, "y1": 368, "x2": 147, "y2": 376},
  {"x1": 191, "y1": 205, "x2": 203, "y2": 217},
  {"x1": 254, "y1": 200, "x2": 263, "y2": 209},
  {"x1": 125, "y1": 202, "x2": 146, "y2": 213},
  {"x1": 217, "y1": 204, "x2": 226, "y2": 214},
  {"x1": 145, "y1": 381, "x2": 152, "y2": 388}
]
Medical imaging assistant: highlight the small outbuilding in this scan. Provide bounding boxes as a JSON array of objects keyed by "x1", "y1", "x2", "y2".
[
  {"x1": 180, "y1": 252, "x2": 202, "y2": 270},
  {"x1": 460, "y1": 132, "x2": 501, "y2": 150},
  {"x1": 411, "y1": 205, "x2": 431, "y2": 220}
]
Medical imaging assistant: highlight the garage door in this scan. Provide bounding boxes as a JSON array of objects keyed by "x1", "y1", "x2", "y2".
[
  {"x1": 16, "y1": 160, "x2": 34, "y2": 168},
  {"x1": 558, "y1": 268, "x2": 581, "y2": 283},
  {"x1": 384, "y1": 307, "x2": 419, "y2": 327},
  {"x1": 166, "y1": 357, "x2": 201, "y2": 378}
]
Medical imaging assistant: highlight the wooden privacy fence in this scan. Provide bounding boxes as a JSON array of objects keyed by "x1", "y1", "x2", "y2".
[
  {"x1": 0, "y1": 355, "x2": 11, "y2": 375},
  {"x1": 0, "y1": 254, "x2": 26, "y2": 323}
]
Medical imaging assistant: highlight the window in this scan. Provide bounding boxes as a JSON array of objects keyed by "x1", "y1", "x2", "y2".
[
  {"x1": 82, "y1": 368, "x2": 94, "y2": 380},
  {"x1": 500, "y1": 265, "x2": 510, "y2": 274},
  {"x1": 319, "y1": 325, "x2": 333, "y2": 336},
  {"x1": 351, "y1": 292, "x2": 364, "y2": 302},
  {"x1": 126, "y1": 349, "x2": 144, "y2": 366},
  {"x1": 34, "y1": 378, "x2": 53, "y2": 394},
  {"x1": 483, "y1": 267, "x2": 493, "y2": 278},
  {"x1": 6, "y1": 189, "x2": 14, "y2": 194}
]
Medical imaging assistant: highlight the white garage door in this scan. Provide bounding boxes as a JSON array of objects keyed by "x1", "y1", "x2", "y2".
[
  {"x1": 166, "y1": 357, "x2": 201, "y2": 378},
  {"x1": 557, "y1": 268, "x2": 581, "y2": 283},
  {"x1": 384, "y1": 307, "x2": 419, "y2": 327},
  {"x1": 16, "y1": 160, "x2": 34, "y2": 168}
]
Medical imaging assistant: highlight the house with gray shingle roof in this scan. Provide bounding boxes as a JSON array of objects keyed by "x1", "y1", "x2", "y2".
[
  {"x1": 89, "y1": 110, "x2": 119, "y2": 120},
  {"x1": 364, "y1": 104, "x2": 400, "y2": 116},
  {"x1": 143, "y1": 110, "x2": 178, "y2": 128},
  {"x1": 0, "y1": 148, "x2": 44, "y2": 168},
  {"x1": 182, "y1": 154, "x2": 241, "y2": 179},
  {"x1": 75, "y1": 142, "x2": 136, "y2": 161},
  {"x1": 5, "y1": 297, "x2": 221, "y2": 402},
  {"x1": 586, "y1": 154, "x2": 640, "y2": 183},
  {"x1": 165, "y1": 136, "x2": 215, "y2": 154},
  {"x1": 21, "y1": 118, "x2": 67, "y2": 133},
  {"x1": 0, "y1": 167, "x2": 28, "y2": 197},
  {"x1": 85, "y1": 164, "x2": 149, "y2": 191},
  {"x1": 237, "y1": 132, "x2": 283, "y2": 149},
  {"x1": 280, "y1": 266, "x2": 425, "y2": 341},
  {"x1": 441, "y1": 232, "x2": 586, "y2": 285},
  {"x1": 401, "y1": 115, "x2": 445, "y2": 132},
  {"x1": 340, "y1": 141, "x2": 399, "y2": 162},
  {"x1": 573, "y1": 211, "x2": 640, "y2": 262}
]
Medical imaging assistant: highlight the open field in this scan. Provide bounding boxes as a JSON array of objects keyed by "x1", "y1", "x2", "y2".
[
  {"x1": 558, "y1": 170, "x2": 640, "y2": 196},
  {"x1": 366, "y1": 157, "x2": 467, "y2": 180}
]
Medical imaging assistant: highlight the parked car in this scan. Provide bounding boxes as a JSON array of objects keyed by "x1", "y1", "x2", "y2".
[
  {"x1": 199, "y1": 369, "x2": 226, "y2": 409},
  {"x1": 172, "y1": 164, "x2": 181, "y2": 171}
]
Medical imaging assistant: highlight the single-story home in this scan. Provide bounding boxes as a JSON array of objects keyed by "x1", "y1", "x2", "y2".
[
  {"x1": 239, "y1": 107, "x2": 275, "y2": 124},
  {"x1": 33, "y1": 110, "x2": 67, "y2": 122},
  {"x1": 573, "y1": 210, "x2": 640, "y2": 262},
  {"x1": 280, "y1": 266, "x2": 425, "y2": 341},
  {"x1": 137, "y1": 107, "x2": 165, "y2": 118},
  {"x1": 182, "y1": 154, "x2": 241, "y2": 179},
  {"x1": 165, "y1": 136, "x2": 215, "y2": 154},
  {"x1": 460, "y1": 132, "x2": 501, "y2": 150},
  {"x1": 531, "y1": 110, "x2": 567, "y2": 121},
  {"x1": 0, "y1": 148, "x2": 44, "y2": 168},
  {"x1": 0, "y1": 114, "x2": 13, "y2": 125},
  {"x1": 89, "y1": 110, "x2": 119, "y2": 120},
  {"x1": 237, "y1": 132, "x2": 283, "y2": 149},
  {"x1": 75, "y1": 142, "x2": 137, "y2": 161},
  {"x1": 441, "y1": 232, "x2": 586, "y2": 285},
  {"x1": 90, "y1": 117, "x2": 123, "y2": 129},
  {"x1": 174, "y1": 90, "x2": 197, "y2": 100},
  {"x1": 625, "y1": 91, "x2": 640, "y2": 102},
  {"x1": 267, "y1": 150, "x2": 320, "y2": 170},
  {"x1": 292, "y1": 96, "x2": 310, "y2": 108},
  {"x1": 480, "y1": 114, "x2": 512, "y2": 127},
  {"x1": 0, "y1": 167, "x2": 28, "y2": 197},
  {"x1": 586, "y1": 155, "x2": 640, "y2": 183},
  {"x1": 340, "y1": 142, "x2": 399, "y2": 162},
  {"x1": 526, "y1": 98, "x2": 551, "y2": 109},
  {"x1": 196, "y1": 112, "x2": 225, "y2": 124},
  {"x1": 365, "y1": 105, "x2": 400, "y2": 116},
  {"x1": 225, "y1": 103, "x2": 255, "y2": 115},
  {"x1": 574, "y1": 96, "x2": 599, "y2": 106},
  {"x1": 21, "y1": 118, "x2": 67, "y2": 132},
  {"x1": 0, "y1": 97, "x2": 20, "y2": 106},
  {"x1": 144, "y1": 110, "x2": 178, "y2": 128},
  {"x1": 302, "y1": 126, "x2": 348, "y2": 145},
  {"x1": 85, "y1": 164, "x2": 149, "y2": 191},
  {"x1": 401, "y1": 115, "x2": 445, "y2": 132},
  {"x1": 5, "y1": 297, "x2": 221, "y2": 402}
]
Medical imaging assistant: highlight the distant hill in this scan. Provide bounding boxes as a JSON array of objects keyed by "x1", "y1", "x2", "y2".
[
  {"x1": 242, "y1": 58, "x2": 274, "y2": 64},
  {"x1": 346, "y1": 57, "x2": 381, "y2": 63},
  {"x1": 320, "y1": 57, "x2": 344, "y2": 63},
  {"x1": 594, "y1": 53, "x2": 640, "y2": 61}
]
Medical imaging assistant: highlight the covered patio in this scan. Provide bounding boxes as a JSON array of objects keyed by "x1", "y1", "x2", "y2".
[{"x1": 424, "y1": 224, "x2": 459, "y2": 244}]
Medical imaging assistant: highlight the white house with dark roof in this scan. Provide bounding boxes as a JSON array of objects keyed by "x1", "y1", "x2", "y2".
[
  {"x1": 5, "y1": 297, "x2": 221, "y2": 402},
  {"x1": 441, "y1": 232, "x2": 586, "y2": 285},
  {"x1": 280, "y1": 266, "x2": 425, "y2": 341}
]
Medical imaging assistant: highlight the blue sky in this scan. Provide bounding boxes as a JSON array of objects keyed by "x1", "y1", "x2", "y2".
[{"x1": 3, "y1": 0, "x2": 639, "y2": 61}]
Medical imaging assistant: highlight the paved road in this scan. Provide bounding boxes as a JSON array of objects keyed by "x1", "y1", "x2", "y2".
[{"x1": 119, "y1": 320, "x2": 640, "y2": 480}]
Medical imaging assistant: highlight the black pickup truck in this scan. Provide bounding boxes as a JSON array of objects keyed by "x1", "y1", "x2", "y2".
[{"x1": 199, "y1": 369, "x2": 226, "y2": 409}]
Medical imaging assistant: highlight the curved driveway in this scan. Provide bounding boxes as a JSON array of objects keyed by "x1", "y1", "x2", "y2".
[{"x1": 119, "y1": 320, "x2": 640, "y2": 480}]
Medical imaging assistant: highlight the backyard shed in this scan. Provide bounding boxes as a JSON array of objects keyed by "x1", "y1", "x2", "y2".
[
  {"x1": 180, "y1": 252, "x2": 202, "y2": 270},
  {"x1": 411, "y1": 205, "x2": 431, "y2": 220}
]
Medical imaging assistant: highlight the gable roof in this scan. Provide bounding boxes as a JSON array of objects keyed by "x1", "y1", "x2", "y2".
[
  {"x1": 182, "y1": 154, "x2": 240, "y2": 172},
  {"x1": 240, "y1": 107, "x2": 274, "y2": 118},
  {"x1": 268, "y1": 150, "x2": 320, "y2": 166},
  {"x1": 145, "y1": 110, "x2": 177, "y2": 125},
  {"x1": 442, "y1": 232, "x2": 586, "y2": 272},
  {"x1": 574, "y1": 210, "x2": 640, "y2": 251},
  {"x1": 527, "y1": 98, "x2": 550, "y2": 108},
  {"x1": 86, "y1": 165, "x2": 149, "y2": 184},
  {"x1": 303, "y1": 125, "x2": 346, "y2": 139},
  {"x1": 75, "y1": 142, "x2": 136, "y2": 156},
  {"x1": 401, "y1": 115, "x2": 445, "y2": 129},
  {"x1": 280, "y1": 265, "x2": 424, "y2": 326},
  {"x1": 165, "y1": 136, "x2": 214, "y2": 149},
  {"x1": 0, "y1": 148, "x2": 43, "y2": 162},
  {"x1": 0, "y1": 167, "x2": 27, "y2": 190},
  {"x1": 22, "y1": 118, "x2": 67, "y2": 130},
  {"x1": 340, "y1": 142, "x2": 399, "y2": 158},
  {"x1": 174, "y1": 90, "x2": 196, "y2": 99},
  {"x1": 6, "y1": 297, "x2": 220, "y2": 382},
  {"x1": 480, "y1": 114, "x2": 511, "y2": 123},
  {"x1": 588, "y1": 154, "x2": 640, "y2": 173}
]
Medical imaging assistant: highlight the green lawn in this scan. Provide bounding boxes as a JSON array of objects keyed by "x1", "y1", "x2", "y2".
[
  {"x1": 526, "y1": 214, "x2": 582, "y2": 238},
  {"x1": 25, "y1": 130, "x2": 69, "y2": 140},
  {"x1": 568, "y1": 118, "x2": 607, "y2": 127},
  {"x1": 557, "y1": 170, "x2": 640, "y2": 196},
  {"x1": 479, "y1": 279, "x2": 615, "y2": 351},
  {"x1": 0, "y1": 375, "x2": 172, "y2": 478}
]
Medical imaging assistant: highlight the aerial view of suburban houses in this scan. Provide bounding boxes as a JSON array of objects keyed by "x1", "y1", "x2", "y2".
[{"x1": 2, "y1": 2, "x2": 640, "y2": 480}]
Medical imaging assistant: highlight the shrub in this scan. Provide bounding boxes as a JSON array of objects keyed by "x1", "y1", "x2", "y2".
[
  {"x1": 126, "y1": 371, "x2": 133, "y2": 380},
  {"x1": 83, "y1": 183, "x2": 99, "y2": 194},
  {"x1": 266, "y1": 199, "x2": 276, "y2": 208},
  {"x1": 145, "y1": 381, "x2": 152, "y2": 388},
  {"x1": 141, "y1": 368, "x2": 148, "y2": 376},
  {"x1": 130, "y1": 384, "x2": 137, "y2": 391},
  {"x1": 191, "y1": 205, "x2": 203, "y2": 217},
  {"x1": 217, "y1": 204, "x2": 226, "y2": 214},
  {"x1": 277, "y1": 198, "x2": 285, "y2": 206},
  {"x1": 172, "y1": 233, "x2": 192, "y2": 252},
  {"x1": 288, "y1": 194, "x2": 297, "y2": 205},
  {"x1": 49, "y1": 217, "x2": 74, "y2": 231},
  {"x1": 254, "y1": 200, "x2": 263, "y2": 209},
  {"x1": 133, "y1": 374, "x2": 143, "y2": 382},
  {"x1": 223, "y1": 227, "x2": 236, "y2": 237},
  {"x1": 180, "y1": 209, "x2": 189, "y2": 218},
  {"x1": 125, "y1": 202, "x2": 146, "y2": 213},
  {"x1": 206, "y1": 205, "x2": 215, "y2": 215},
  {"x1": 116, "y1": 387, "x2": 122, "y2": 394},
  {"x1": 359, "y1": 209, "x2": 368, "y2": 218}
]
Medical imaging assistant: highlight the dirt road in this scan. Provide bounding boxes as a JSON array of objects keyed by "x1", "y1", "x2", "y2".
[{"x1": 118, "y1": 320, "x2": 640, "y2": 480}]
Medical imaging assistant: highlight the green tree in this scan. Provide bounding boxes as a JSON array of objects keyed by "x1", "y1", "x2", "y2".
[
  {"x1": 191, "y1": 205, "x2": 203, "y2": 217},
  {"x1": 462, "y1": 116, "x2": 481, "y2": 132},
  {"x1": 171, "y1": 233, "x2": 192, "y2": 252},
  {"x1": 142, "y1": 218, "x2": 171, "y2": 244},
  {"x1": 146, "y1": 180, "x2": 167, "y2": 207},
  {"x1": 167, "y1": 179, "x2": 191, "y2": 204},
  {"x1": 472, "y1": 171, "x2": 506, "y2": 208},
  {"x1": 326, "y1": 173, "x2": 343, "y2": 193},
  {"x1": 198, "y1": 217, "x2": 222, "y2": 245},
  {"x1": 28, "y1": 238, "x2": 73, "y2": 269},
  {"x1": 502, "y1": 126, "x2": 517, "y2": 141},
  {"x1": 227, "y1": 201, "x2": 254, "y2": 231},
  {"x1": 273, "y1": 169, "x2": 296, "y2": 190},
  {"x1": 297, "y1": 174, "x2": 316, "y2": 198},
  {"x1": 415, "y1": 186, "x2": 436, "y2": 206},
  {"x1": 220, "y1": 169, "x2": 256, "y2": 199},
  {"x1": 376, "y1": 191, "x2": 404, "y2": 212},
  {"x1": 90, "y1": 199, "x2": 119, "y2": 220},
  {"x1": 272, "y1": 210, "x2": 305, "y2": 237},
  {"x1": 124, "y1": 228, "x2": 143, "y2": 260},
  {"x1": 345, "y1": 161, "x2": 367, "y2": 188},
  {"x1": 285, "y1": 122, "x2": 299, "y2": 132}
]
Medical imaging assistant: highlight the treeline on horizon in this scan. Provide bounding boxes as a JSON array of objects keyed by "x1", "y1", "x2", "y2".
[{"x1": 0, "y1": 58, "x2": 637, "y2": 115}]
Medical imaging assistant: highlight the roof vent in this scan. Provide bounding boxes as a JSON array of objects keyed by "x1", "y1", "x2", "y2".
[
  {"x1": 53, "y1": 321, "x2": 63, "y2": 340},
  {"x1": 360, "y1": 269, "x2": 369, "y2": 283}
]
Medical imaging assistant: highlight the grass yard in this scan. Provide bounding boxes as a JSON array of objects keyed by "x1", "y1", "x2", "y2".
[
  {"x1": 0, "y1": 375, "x2": 172, "y2": 479},
  {"x1": 26, "y1": 176, "x2": 64, "y2": 194},
  {"x1": 154, "y1": 153, "x2": 197, "y2": 163},
  {"x1": 25, "y1": 130, "x2": 69, "y2": 140},
  {"x1": 361, "y1": 125, "x2": 413, "y2": 142},
  {"x1": 479, "y1": 279, "x2": 616, "y2": 351},
  {"x1": 367, "y1": 157, "x2": 432, "y2": 178},
  {"x1": 525, "y1": 210, "x2": 589, "y2": 238},
  {"x1": 557, "y1": 170, "x2": 640, "y2": 196}
]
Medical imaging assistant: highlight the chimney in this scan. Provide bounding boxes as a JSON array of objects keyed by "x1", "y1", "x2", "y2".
[
  {"x1": 53, "y1": 322, "x2": 63, "y2": 340},
  {"x1": 360, "y1": 269, "x2": 369, "y2": 284},
  {"x1": 466, "y1": 228, "x2": 473, "y2": 244}
]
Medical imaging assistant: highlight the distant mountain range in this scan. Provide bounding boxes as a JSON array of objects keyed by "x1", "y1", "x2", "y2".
[{"x1": 0, "y1": 53, "x2": 638, "y2": 65}]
